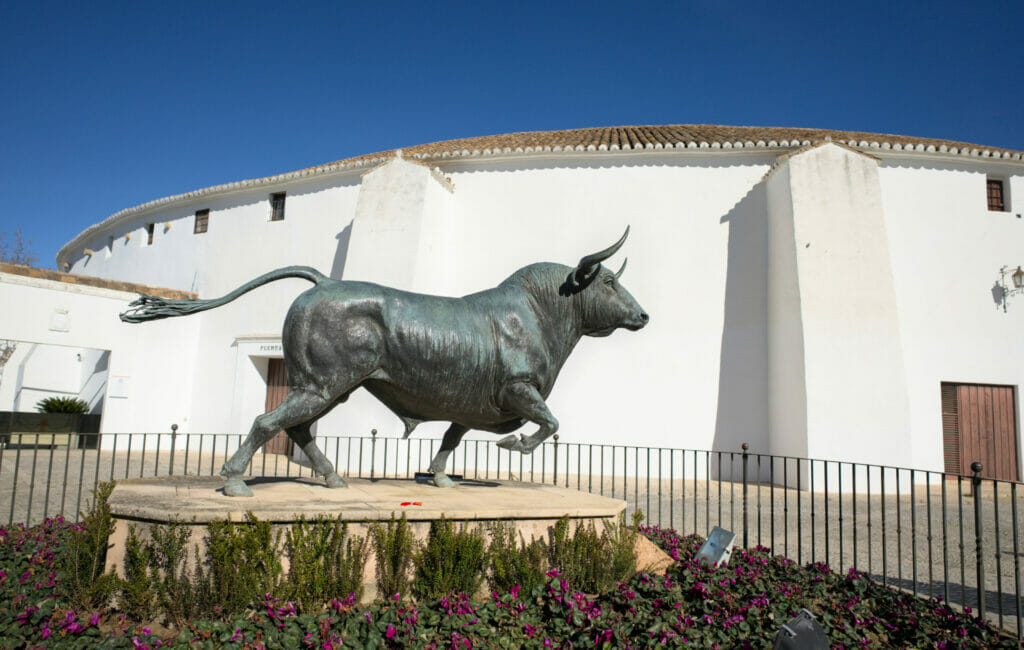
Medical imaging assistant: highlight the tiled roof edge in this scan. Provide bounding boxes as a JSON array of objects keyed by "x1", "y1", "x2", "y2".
[
  {"x1": 1, "y1": 263, "x2": 197, "y2": 300},
  {"x1": 57, "y1": 125, "x2": 1024, "y2": 267}
]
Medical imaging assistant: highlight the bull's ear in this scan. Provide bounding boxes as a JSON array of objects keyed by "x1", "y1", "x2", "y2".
[{"x1": 574, "y1": 226, "x2": 630, "y2": 284}]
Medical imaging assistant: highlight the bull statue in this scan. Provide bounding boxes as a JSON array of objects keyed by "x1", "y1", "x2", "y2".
[{"x1": 121, "y1": 227, "x2": 648, "y2": 496}]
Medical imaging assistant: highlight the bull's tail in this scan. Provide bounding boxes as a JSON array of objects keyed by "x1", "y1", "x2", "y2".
[{"x1": 119, "y1": 265, "x2": 327, "y2": 323}]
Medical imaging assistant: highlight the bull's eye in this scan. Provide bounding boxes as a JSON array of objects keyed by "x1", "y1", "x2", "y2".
[{"x1": 602, "y1": 275, "x2": 614, "y2": 286}]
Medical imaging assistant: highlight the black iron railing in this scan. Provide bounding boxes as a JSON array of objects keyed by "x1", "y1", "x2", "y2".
[{"x1": 0, "y1": 431, "x2": 1020, "y2": 635}]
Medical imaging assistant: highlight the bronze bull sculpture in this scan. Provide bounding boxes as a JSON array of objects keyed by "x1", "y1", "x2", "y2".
[{"x1": 121, "y1": 227, "x2": 647, "y2": 496}]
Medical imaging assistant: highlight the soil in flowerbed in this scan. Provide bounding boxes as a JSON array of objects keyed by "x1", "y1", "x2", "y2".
[{"x1": 0, "y1": 517, "x2": 1017, "y2": 648}]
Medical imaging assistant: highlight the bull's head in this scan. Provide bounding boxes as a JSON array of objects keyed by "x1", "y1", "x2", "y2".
[{"x1": 569, "y1": 226, "x2": 649, "y2": 337}]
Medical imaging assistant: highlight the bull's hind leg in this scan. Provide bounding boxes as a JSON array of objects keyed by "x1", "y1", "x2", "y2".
[
  {"x1": 288, "y1": 424, "x2": 347, "y2": 488},
  {"x1": 495, "y1": 382, "x2": 559, "y2": 455},
  {"x1": 427, "y1": 423, "x2": 469, "y2": 487},
  {"x1": 221, "y1": 390, "x2": 332, "y2": 497}
]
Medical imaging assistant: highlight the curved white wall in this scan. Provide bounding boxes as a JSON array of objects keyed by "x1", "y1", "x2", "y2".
[{"x1": 40, "y1": 144, "x2": 1024, "y2": 477}]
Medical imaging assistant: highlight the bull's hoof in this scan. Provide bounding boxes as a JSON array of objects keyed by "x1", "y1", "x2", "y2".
[
  {"x1": 433, "y1": 473, "x2": 455, "y2": 488},
  {"x1": 325, "y1": 472, "x2": 348, "y2": 489},
  {"x1": 223, "y1": 476, "x2": 253, "y2": 498},
  {"x1": 496, "y1": 434, "x2": 527, "y2": 453},
  {"x1": 519, "y1": 439, "x2": 542, "y2": 454}
]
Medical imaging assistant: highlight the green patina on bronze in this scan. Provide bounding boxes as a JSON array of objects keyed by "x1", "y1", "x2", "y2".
[{"x1": 120, "y1": 228, "x2": 647, "y2": 496}]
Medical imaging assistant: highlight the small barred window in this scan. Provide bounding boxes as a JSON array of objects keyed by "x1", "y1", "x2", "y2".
[
  {"x1": 194, "y1": 209, "x2": 209, "y2": 234},
  {"x1": 987, "y1": 179, "x2": 1005, "y2": 211},
  {"x1": 270, "y1": 192, "x2": 286, "y2": 221}
]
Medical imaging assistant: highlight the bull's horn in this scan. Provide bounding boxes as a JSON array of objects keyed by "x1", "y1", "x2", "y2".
[
  {"x1": 614, "y1": 258, "x2": 627, "y2": 280},
  {"x1": 574, "y1": 226, "x2": 630, "y2": 283}
]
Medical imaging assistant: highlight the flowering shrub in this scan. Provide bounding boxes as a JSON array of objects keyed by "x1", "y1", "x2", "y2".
[{"x1": 1, "y1": 514, "x2": 1019, "y2": 647}]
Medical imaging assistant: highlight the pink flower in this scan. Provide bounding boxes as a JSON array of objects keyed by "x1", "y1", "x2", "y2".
[
  {"x1": 90, "y1": 612, "x2": 101, "y2": 626},
  {"x1": 386, "y1": 624, "x2": 396, "y2": 640}
]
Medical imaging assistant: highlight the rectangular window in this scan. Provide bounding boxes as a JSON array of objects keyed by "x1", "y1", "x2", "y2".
[
  {"x1": 194, "y1": 209, "x2": 209, "y2": 234},
  {"x1": 146, "y1": 223, "x2": 155, "y2": 245},
  {"x1": 270, "y1": 192, "x2": 286, "y2": 221},
  {"x1": 987, "y1": 179, "x2": 1006, "y2": 211}
]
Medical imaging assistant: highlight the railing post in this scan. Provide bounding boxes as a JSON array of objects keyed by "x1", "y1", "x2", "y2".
[
  {"x1": 170, "y1": 424, "x2": 178, "y2": 476},
  {"x1": 552, "y1": 434, "x2": 559, "y2": 486},
  {"x1": 742, "y1": 443, "x2": 749, "y2": 549},
  {"x1": 971, "y1": 461, "x2": 985, "y2": 621},
  {"x1": 370, "y1": 429, "x2": 377, "y2": 480}
]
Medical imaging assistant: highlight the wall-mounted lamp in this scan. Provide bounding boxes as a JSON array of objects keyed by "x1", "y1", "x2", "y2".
[{"x1": 999, "y1": 265, "x2": 1024, "y2": 312}]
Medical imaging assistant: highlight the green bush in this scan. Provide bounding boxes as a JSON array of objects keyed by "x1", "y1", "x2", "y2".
[
  {"x1": 548, "y1": 514, "x2": 637, "y2": 594},
  {"x1": 34, "y1": 395, "x2": 89, "y2": 414},
  {"x1": 284, "y1": 515, "x2": 368, "y2": 612},
  {"x1": 120, "y1": 525, "x2": 157, "y2": 621},
  {"x1": 203, "y1": 513, "x2": 283, "y2": 616},
  {"x1": 118, "y1": 513, "x2": 285, "y2": 624},
  {"x1": 149, "y1": 521, "x2": 210, "y2": 625},
  {"x1": 118, "y1": 520, "x2": 211, "y2": 625},
  {"x1": 413, "y1": 517, "x2": 487, "y2": 602},
  {"x1": 370, "y1": 513, "x2": 416, "y2": 601},
  {"x1": 63, "y1": 482, "x2": 120, "y2": 610},
  {"x1": 487, "y1": 520, "x2": 548, "y2": 595}
]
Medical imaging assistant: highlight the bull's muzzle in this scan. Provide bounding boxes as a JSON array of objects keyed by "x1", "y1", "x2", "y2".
[{"x1": 625, "y1": 311, "x2": 650, "y2": 331}]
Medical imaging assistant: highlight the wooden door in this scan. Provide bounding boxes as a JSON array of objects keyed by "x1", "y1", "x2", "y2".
[
  {"x1": 263, "y1": 358, "x2": 293, "y2": 455},
  {"x1": 942, "y1": 382, "x2": 1019, "y2": 480}
]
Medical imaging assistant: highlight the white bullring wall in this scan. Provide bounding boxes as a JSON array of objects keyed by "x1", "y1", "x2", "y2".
[
  {"x1": 879, "y1": 159, "x2": 1024, "y2": 475},
  {"x1": 765, "y1": 162, "x2": 809, "y2": 461},
  {"x1": 782, "y1": 145, "x2": 911, "y2": 467},
  {"x1": 445, "y1": 153, "x2": 775, "y2": 455},
  {"x1": 72, "y1": 173, "x2": 364, "y2": 296},
  {"x1": 0, "y1": 273, "x2": 198, "y2": 436},
  {"x1": 14, "y1": 135, "x2": 1019, "y2": 485}
]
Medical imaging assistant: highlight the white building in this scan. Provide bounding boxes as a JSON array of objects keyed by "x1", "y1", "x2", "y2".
[{"x1": 3, "y1": 125, "x2": 1022, "y2": 481}]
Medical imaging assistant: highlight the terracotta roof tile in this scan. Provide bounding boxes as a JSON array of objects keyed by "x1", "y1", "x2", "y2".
[
  {"x1": 0, "y1": 263, "x2": 197, "y2": 300},
  {"x1": 336, "y1": 124, "x2": 1022, "y2": 164}
]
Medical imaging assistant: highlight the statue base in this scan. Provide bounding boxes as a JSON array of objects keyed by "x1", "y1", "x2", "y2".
[{"x1": 104, "y1": 475, "x2": 628, "y2": 602}]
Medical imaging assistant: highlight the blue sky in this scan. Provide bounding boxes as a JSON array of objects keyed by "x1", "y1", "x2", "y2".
[{"x1": 2, "y1": 1, "x2": 1022, "y2": 268}]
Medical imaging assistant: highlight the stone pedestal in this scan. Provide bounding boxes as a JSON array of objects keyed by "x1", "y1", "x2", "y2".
[{"x1": 105, "y1": 475, "x2": 627, "y2": 601}]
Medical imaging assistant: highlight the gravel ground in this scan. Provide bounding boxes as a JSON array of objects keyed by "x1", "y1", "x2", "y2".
[{"x1": 2, "y1": 444, "x2": 1021, "y2": 634}]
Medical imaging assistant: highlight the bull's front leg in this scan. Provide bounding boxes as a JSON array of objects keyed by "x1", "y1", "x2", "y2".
[{"x1": 495, "y1": 382, "x2": 558, "y2": 455}]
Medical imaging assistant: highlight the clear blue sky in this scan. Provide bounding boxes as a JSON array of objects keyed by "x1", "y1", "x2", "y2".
[{"x1": 3, "y1": 1, "x2": 1022, "y2": 268}]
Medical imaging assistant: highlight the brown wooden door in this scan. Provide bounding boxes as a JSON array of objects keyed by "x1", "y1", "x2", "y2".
[
  {"x1": 263, "y1": 358, "x2": 293, "y2": 455},
  {"x1": 942, "y1": 382, "x2": 1019, "y2": 480}
]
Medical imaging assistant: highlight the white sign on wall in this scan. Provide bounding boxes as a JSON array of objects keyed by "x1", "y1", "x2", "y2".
[{"x1": 49, "y1": 308, "x2": 69, "y2": 332}]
